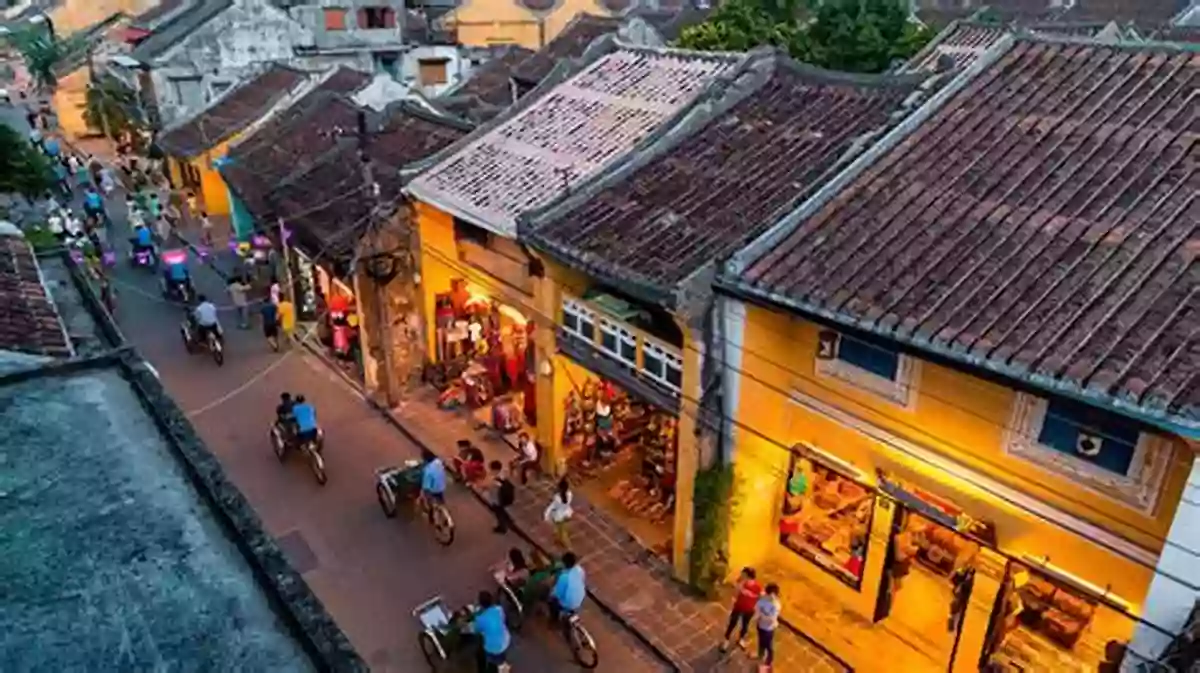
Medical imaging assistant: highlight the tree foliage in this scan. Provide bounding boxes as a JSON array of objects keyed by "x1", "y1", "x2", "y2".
[
  {"x1": 7, "y1": 26, "x2": 87, "y2": 91},
  {"x1": 84, "y1": 76, "x2": 143, "y2": 140},
  {"x1": 678, "y1": 0, "x2": 934, "y2": 74},
  {"x1": 0, "y1": 124, "x2": 55, "y2": 200}
]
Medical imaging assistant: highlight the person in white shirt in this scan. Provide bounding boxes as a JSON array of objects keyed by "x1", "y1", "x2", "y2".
[
  {"x1": 543, "y1": 478, "x2": 573, "y2": 549},
  {"x1": 47, "y1": 214, "x2": 65, "y2": 240},
  {"x1": 513, "y1": 432, "x2": 539, "y2": 484},
  {"x1": 754, "y1": 583, "x2": 781, "y2": 667}
]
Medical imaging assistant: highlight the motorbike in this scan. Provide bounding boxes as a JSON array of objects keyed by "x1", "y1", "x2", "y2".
[
  {"x1": 128, "y1": 244, "x2": 158, "y2": 270},
  {"x1": 181, "y1": 316, "x2": 225, "y2": 366},
  {"x1": 270, "y1": 420, "x2": 327, "y2": 485},
  {"x1": 161, "y1": 276, "x2": 194, "y2": 303}
]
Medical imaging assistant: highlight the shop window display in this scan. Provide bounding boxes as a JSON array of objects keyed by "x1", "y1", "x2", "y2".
[
  {"x1": 778, "y1": 451, "x2": 874, "y2": 588},
  {"x1": 561, "y1": 375, "x2": 678, "y2": 557},
  {"x1": 983, "y1": 563, "x2": 1135, "y2": 673},
  {"x1": 427, "y1": 278, "x2": 535, "y2": 433}
]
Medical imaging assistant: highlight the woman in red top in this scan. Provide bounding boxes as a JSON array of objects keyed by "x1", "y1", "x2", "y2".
[{"x1": 720, "y1": 567, "x2": 763, "y2": 652}]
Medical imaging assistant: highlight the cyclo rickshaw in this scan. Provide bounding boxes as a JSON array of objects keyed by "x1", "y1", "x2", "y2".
[
  {"x1": 375, "y1": 459, "x2": 455, "y2": 545},
  {"x1": 493, "y1": 553, "x2": 599, "y2": 669},
  {"x1": 413, "y1": 596, "x2": 510, "y2": 672}
]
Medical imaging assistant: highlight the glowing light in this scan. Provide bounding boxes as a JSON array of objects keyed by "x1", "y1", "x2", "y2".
[{"x1": 161, "y1": 250, "x2": 188, "y2": 265}]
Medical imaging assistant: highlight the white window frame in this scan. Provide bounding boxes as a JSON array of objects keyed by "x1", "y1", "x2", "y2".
[
  {"x1": 561, "y1": 298, "x2": 595, "y2": 343},
  {"x1": 642, "y1": 340, "x2": 683, "y2": 393},
  {"x1": 599, "y1": 317, "x2": 637, "y2": 368},
  {"x1": 814, "y1": 332, "x2": 919, "y2": 410},
  {"x1": 1004, "y1": 393, "x2": 1172, "y2": 514}
]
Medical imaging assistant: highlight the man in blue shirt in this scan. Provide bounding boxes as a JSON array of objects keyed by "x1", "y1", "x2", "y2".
[
  {"x1": 471, "y1": 591, "x2": 509, "y2": 673},
  {"x1": 164, "y1": 261, "x2": 191, "y2": 298},
  {"x1": 551, "y1": 552, "x2": 587, "y2": 618},
  {"x1": 421, "y1": 448, "x2": 447, "y2": 505},
  {"x1": 83, "y1": 187, "x2": 104, "y2": 219},
  {"x1": 291, "y1": 394, "x2": 320, "y2": 446}
]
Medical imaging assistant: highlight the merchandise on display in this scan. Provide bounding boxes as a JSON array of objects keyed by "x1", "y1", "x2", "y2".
[{"x1": 779, "y1": 455, "x2": 873, "y2": 587}]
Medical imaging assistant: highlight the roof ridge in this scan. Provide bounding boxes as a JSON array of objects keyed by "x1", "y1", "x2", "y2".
[{"x1": 1015, "y1": 27, "x2": 1200, "y2": 52}]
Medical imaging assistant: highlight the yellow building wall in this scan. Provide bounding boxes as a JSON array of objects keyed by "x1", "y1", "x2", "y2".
[
  {"x1": 52, "y1": 67, "x2": 94, "y2": 141},
  {"x1": 450, "y1": 0, "x2": 614, "y2": 48},
  {"x1": 171, "y1": 140, "x2": 234, "y2": 217},
  {"x1": 729, "y1": 302, "x2": 1191, "y2": 618}
]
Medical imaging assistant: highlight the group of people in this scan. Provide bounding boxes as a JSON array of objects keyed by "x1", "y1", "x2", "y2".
[
  {"x1": 274, "y1": 392, "x2": 321, "y2": 447},
  {"x1": 720, "y1": 567, "x2": 783, "y2": 667}
]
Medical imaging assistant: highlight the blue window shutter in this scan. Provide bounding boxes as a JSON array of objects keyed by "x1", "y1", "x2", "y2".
[
  {"x1": 837, "y1": 335, "x2": 900, "y2": 380},
  {"x1": 1038, "y1": 399, "x2": 1139, "y2": 476}
]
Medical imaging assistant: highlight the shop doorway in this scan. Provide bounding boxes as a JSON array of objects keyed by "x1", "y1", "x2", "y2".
[
  {"x1": 874, "y1": 474, "x2": 996, "y2": 670},
  {"x1": 560, "y1": 369, "x2": 678, "y2": 560}
]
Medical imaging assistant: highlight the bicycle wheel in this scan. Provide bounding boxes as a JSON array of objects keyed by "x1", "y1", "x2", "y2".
[
  {"x1": 431, "y1": 505, "x2": 455, "y2": 546},
  {"x1": 498, "y1": 584, "x2": 525, "y2": 631},
  {"x1": 568, "y1": 620, "x2": 599, "y2": 669},
  {"x1": 270, "y1": 428, "x2": 286, "y2": 461},
  {"x1": 309, "y1": 449, "x2": 327, "y2": 485},
  {"x1": 376, "y1": 482, "x2": 397, "y2": 518},
  {"x1": 417, "y1": 630, "x2": 447, "y2": 671}
]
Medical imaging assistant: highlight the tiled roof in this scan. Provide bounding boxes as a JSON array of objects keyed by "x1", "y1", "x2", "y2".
[
  {"x1": 913, "y1": 0, "x2": 1192, "y2": 27},
  {"x1": 130, "y1": 0, "x2": 232, "y2": 62},
  {"x1": 1058, "y1": 0, "x2": 1191, "y2": 25},
  {"x1": 0, "y1": 235, "x2": 71, "y2": 357},
  {"x1": 512, "y1": 14, "x2": 622, "y2": 86},
  {"x1": 1152, "y1": 25, "x2": 1200, "y2": 44},
  {"x1": 900, "y1": 21, "x2": 1010, "y2": 73},
  {"x1": 528, "y1": 57, "x2": 926, "y2": 305},
  {"x1": 270, "y1": 104, "x2": 470, "y2": 260},
  {"x1": 439, "y1": 46, "x2": 533, "y2": 121},
  {"x1": 132, "y1": 0, "x2": 189, "y2": 29},
  {"x1": 408, "y1": 46, "x2": 746, "y2": 237},
  {"x1": 221, "y1": 68, "x2": 371, "y2": 220},
  {"x1": 157, "y1": 64, "x2": 310, "y2": 158},
  {"x1": 733, "y1": 38, "x2": 1200, "y2": 428}
]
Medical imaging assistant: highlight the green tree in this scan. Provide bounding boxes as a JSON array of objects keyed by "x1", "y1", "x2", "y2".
[
  {"x1": 678, "y1": 0, "x2": 934, "y2": 74},
  {"x1": 84, "y1": 76, "x2": 142, "y2": 140},
  {"x1": 7, "y1": 26, "x2": 86, "y2": 91},
  {"x1": 0, "y1": 124, "x2": 55, "y2": 201}
]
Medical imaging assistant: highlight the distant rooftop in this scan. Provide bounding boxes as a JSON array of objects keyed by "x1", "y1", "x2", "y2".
[
  {"x1": 729, "y1": 37, "x2": 1200, "y2": 432},
  {"x1": 0, "y1": 233, "x2": 71, "y2": 358},
  {"x1": 407, "y1": 45, "x2": 747, "y2": 237},
  {"x1": 129, "y1": 0, "x2": 232, "y2": 63},
  {"x1": 898, "y1": 20, "x2": 1010, "y2": 73},
  {"x1": 158, "y1": 63, "x2": 311, "y2": 158},
  {"x1": 438, "y1": 46, "x2": 533, "y2": 123},
  {"x1": 912, "y1": 0, "x2": 1193, "y2": 28}
]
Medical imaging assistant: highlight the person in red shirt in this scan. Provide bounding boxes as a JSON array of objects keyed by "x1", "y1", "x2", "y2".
[{"x1": 720, "y1": 567, "x2": 763, "y2": 652}]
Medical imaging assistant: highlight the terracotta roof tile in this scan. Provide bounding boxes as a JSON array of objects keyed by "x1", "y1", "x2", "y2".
[
  {"x1": 736, "y1": 38, "x2": 1200, "y2": 426},
  {"x1": 442, "y1": 46, "x2": 533, "y2": 113},
  {"x1": 157, "y1": 64, "x2": 309, "y2": 158},
  {"x1": 221, "y1": 69, "x2": 371, "y2": 220},
  {"x1": 270, "y1": 105, "x2": 469, "y2": 260},
  {"x1": 408, "y1": 47, "x2": 745, "y2": 237},
  {"x1": 529, "y1": 59, "x2": 924, "y2": 304},
  {"x1": 900, "y1": 21, "x2": 1010, "y2": 73},
  {"x1": 512, "y1": 14, "x2": 622, "y2": 86},
  {"x1": 0, "y1": 236, "x2": 71, "y2": 357}
]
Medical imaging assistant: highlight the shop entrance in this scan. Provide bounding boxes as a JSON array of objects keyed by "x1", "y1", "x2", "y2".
[
  {"x1": 428, "y1": 278, "x2": 536, "y2": 434},
  {"x1": 559, "y1": 364, "x2": 678, "y2": 560},
  {"x1": 874, "y1": 473, "x2": 997, "y2": 670}
]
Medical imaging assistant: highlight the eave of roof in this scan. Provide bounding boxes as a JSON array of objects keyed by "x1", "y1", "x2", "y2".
[
  {"x1": 512, "y1": 13, "x2": 622, "y2": 86},
  {"x1": 724, "y1": 34, "x2": 1200, "y2": 437}
]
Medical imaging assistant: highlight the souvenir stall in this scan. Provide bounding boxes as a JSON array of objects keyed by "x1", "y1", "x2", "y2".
[
  {"x1": 559, "y1": 369, "x2": 679, "y2": 558},
  {"x1": 426, "y1": 278, "x2": 536, "y2": 433},
  {"x1": 778, "y1": 449, "x2": 875, "y2": 588}
]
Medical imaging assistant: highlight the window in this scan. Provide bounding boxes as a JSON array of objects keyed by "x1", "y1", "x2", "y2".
[
  {"x1": 453, "y1": 217, "x2": 489, "y2": 246},
  {"x1": 780, "y1": 449, "x2": 874, "y2": 590},
  {"x1": 562, "y1": 299, "x2": 595, "y2": 343},
  {"x1": 358, "y1": 6, "x2": 396, "y2": 29},
  {"x1": 599, "y1": 318, "x2": 636, "y2": 367},
  {"x1": 1005, "y1": 393, "x2": 1171, "y2": 514},
  {"x1": 374, "y1": 52, "x2": 399, "y2": 78},
  {"x1": 642, "y1": 341, "x2": 683, "y2": 393},
  {"x1": 323, "y1": 8, "x2": 347, "y2": 30},
  {"x1": 815, "y1": 330, "x2": 917, "y2": 408},
  {"x1": 418, "y1": 59, "x2": 449, "y2": 86}
]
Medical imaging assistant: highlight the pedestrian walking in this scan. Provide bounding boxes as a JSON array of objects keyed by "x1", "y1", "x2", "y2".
[
  {"x1": 154, "y1": 212, "x2": 171, "y2": 244},
  {"x1": 99, "y1": 166, "x2": 116, "y2": 195},
  {"x1": 260, "y1": 297, "x2": 281, "y2": 350},
  {"x1": 199, "y1": 211, "x2": 213, "y2": 247},
  {"x1": 277, "y1": 296, "x2": 295, "y2": 347},
  {"x1": 490, "y1": 461, "x2": 516, "y2": 534},
  {"x1": 753, "y1": 583, "x2": 781, "y2": 670},
  {"x1": 228, "y1": 275, "x2": 252, "y2": 328},
  {"x1": 721, "y1": 567, "x2": 763, "y2": 653},
  {"x1": 543, "y1": 477, "x2": 574, "y2": 549}
]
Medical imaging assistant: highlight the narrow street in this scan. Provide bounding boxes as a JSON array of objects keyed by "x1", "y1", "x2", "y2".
[{"x1": 102, "y1": 214, "x2": 674, "y2": 672}]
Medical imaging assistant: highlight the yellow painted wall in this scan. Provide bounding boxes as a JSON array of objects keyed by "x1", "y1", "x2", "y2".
[
  {"x1": 170, "y1": 139, "x2": 233, "y2": 216},
  {"x1": 450, "y1": 0, "x2": 614, "y2": 48},
  {"x1": 52, "y1": 66, "x2": 94, "y2": 140},
  {"x1": 729, "y1": 302, "x2": 1191, "y2": 618}
]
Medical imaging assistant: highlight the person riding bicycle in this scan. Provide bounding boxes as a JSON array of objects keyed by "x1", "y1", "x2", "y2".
[
  {"x1": 131, "y1": 223, "x2": 156, "y2": 263},
  {"x1": 549, "y1": 552, "x2": 587, "y2": 620},
  {"x1": 420, "y1": 448, "x2": 447, "y2": 506},
  {"x1": 190, "y1": 294, "x2": 222, "y2": 345},
  {"x1": 163, "y1": 259, "x2": 191, "y2": 298},
  {"x1": 470, "y1": 590, "x2": 510, "y2": 673},
  {"x1": 275, "y1": 392, "x2": 296, "y2": 436},
  {"x1": 291, "y1": 394, "x2": 320, "y2": 448}
]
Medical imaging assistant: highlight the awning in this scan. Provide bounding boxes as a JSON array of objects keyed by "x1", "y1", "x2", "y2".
[{"x1": 121, "y1": 26, "x2": 151, "y2": 44}]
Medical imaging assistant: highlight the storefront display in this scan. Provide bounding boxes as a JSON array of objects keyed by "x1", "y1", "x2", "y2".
[
  {"x1": 879, "y1": 471, "x2": 998, "y2": 547},
  {"x1": 983, "y1": 563, "x2": 1135, "y2": 673},
  {"x1": 778, "y1": 449, "x2": 874, "y2": 588},
  {"x1": 294, "y1": 252, "x2": 317, "y2": 320},
  {"x1": 426, "y1": 278, "x2": 535, "y2": 433},
  {"x1": 561, "y1": 373, "x2": 678, "y2": 556}
]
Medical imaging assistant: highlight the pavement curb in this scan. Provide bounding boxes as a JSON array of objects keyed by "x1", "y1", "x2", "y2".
[{"x1": 294, "y1": 336, "x2": 686, "y2": 673}]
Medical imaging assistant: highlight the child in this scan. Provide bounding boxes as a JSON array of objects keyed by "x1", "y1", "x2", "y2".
[{"x1": 754, "y1": 584, "x2": 781, "y2": 669}]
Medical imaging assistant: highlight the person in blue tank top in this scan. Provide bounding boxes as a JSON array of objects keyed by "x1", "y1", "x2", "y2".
[
  {"x1": 83, "y1": 187, "x2": 104, "y2": 219},
  {"x1": 291, "y1": 394, "x2": 320, "y2": 445}
]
